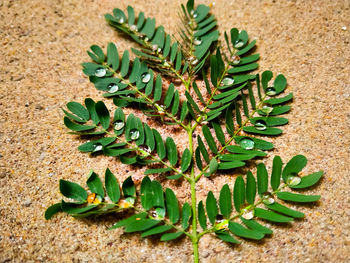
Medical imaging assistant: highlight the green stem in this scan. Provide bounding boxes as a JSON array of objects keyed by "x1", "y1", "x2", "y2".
[{"x1": 190, "y1": 176, "x2": 199, "y2": 263}]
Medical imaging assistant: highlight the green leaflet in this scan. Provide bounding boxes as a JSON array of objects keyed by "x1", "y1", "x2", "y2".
[
  {"x1": 105, "y1": 168, "x2": 120, "y2": 203},
  {"x1": 289, "y1": 171, "x2": 323, "y2": 189},
  {"x1": 181, "y1": 202, "x2": 192, "y2": 230},
  {"x1": 165, "y1": 137, "x2": 178, "y2": 166},
  {"x1": 219, "y1": 184, "x2": 232, "y2": 218},
  {"x1": 165, "y1": 188, "x2": 180, "y2": 224},
  {"x1": 95, "y1": 101, "x2": 110, "y2": 130},
  {"x1": 45, "y1": 203, "x2": 62, "y2": 220},
  {"x1": 254, "y1": 208, "x2": 293, "y2": 223},
  {"x1": 228, "y1": 222, "x2": 264, "y2": 240},
  {"x1": 240, "y1": 217, "x2": 272, "y2": 235},
  {"x1": 59, "y1": 180, "x2": 87, "y2": 202},
  {"x1": 198, "y1": 201, "x2": 207, "y2": 230},
  {"x1": 277, "y1": 192, "x2": 321, "y2": 203},
  {"x1": 233, "y1": 176, "x2": 245, "y2": 212},
  {"x1": 257, "y1": 163, "x2": 268, "y2": 195},
  {"x1": 282, "y1": 155, "x2": 307, "y2": 182},
  {"x1": 271, "y1": 156, "x2": 283, "y2": 191},
  {"x1": 215, "y1": 231, "x2": 239, "y2": 244},
  {"x1": 246, "y1": 171, "x2": 256, "y2": 205},
  {"x1": 86, "y1": 170, "x2": 104, "y2": 197},
  {"x1": 266, "y1": 203, "x2": 304, "y2": 218},
  {"x1": 181, "y1": 148, "x2": 192, "y2": 172},
  {"x1": 140, "y1": 176, "x2": 153, "y2": 210},
  {"x1": 206, "y1": 191, "x2": 218, "y2": 224},
  {"x1": 124, "y1": 219, "x2": 160, "y2": 233},
  {"x1": 141, "y1": 225, "x2": 172, "y2": 238}
]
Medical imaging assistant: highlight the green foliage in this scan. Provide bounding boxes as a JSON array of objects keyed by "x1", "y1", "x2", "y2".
[{"x1": 46, "y1": 1, "x2": 323, "y2": 262}]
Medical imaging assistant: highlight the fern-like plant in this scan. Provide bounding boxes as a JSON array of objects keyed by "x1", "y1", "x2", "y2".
[{"x1": 45, "y1": 1, "x2": 323, "y2": 262}]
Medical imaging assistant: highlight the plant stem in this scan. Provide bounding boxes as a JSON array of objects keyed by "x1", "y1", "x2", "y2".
[{"x1": 190, "y1": 176, "x2": 199, "y2": 263}]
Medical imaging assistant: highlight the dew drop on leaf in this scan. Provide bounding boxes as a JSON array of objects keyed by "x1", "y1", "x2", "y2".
[
  {"x1": 191, "y1": 10, "x2": 198, "y2": 18},
  {"x1": 129, "y1": 25, "x2": 137, "y2": 32},
  {"x1": 93, "y1": 143, "x2": 103, "y2": 152},
  {"x1": 239, "y1": 138, "x2": 255, "y2": 150},
  {"x1": 130, "y1": 129, "x2": 140, "y2": 140},
  {"x1": 262, "y1": 193, "x2": 275, "y2": 205},
  {"x1": 138, "y1": 144, "x2": 151, "y2": 156},
  {"x1": 222, "y1": 76, "x2": 234, "y2": 86},
  {"x1": 242, "y1": 209, "x2": 254, "y2": 220},
  {"x1": 254, "y1": 120, "x2": 267, "y2": 131},
  {"x1": 261, "y1": 105, "x2": 273, "y2": 114},
  {"x1": 231, "y1": 55, "x2": 240, "y2": 65},
  {"x1": 114, "y1": 121, "x2": 125, "y2": 131},
  {"x1": 266, "y1": 87, "x2": 276, "y2": 96},
  {"x1": 234, "y1": 41, "x2": 244, "y2": 48},
  {"x1": 287, "y1": 175, "x2": 301, "y2": 186},
  {"x1": 95, "y1": 68, "x2": 106, "y2": 77},
  {"x1": 151, "y1": 44, "x2": 158, "y2": 51},
  {"x1": 107, "y1": 83, "x2": 119, "y2": 93},
  {"x1": 141, "y1": 73, "x2": 151, "y2": 83},
  {"x1": 193, "y1": 38, "x2": 202, "y2": 46}
]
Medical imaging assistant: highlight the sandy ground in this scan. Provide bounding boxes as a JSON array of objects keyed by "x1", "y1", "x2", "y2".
[{"x1": 0, "y1": 0, "x2": 349, "y2": 262}]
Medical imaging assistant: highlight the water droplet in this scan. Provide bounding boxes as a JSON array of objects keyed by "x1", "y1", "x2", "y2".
[
  {"x1": 141, "y1": 73, "x2": 151, "y2": 83},
  {"x1": 222, "y1": 76, "x2": 234, "y2": 86},
  {"x1": 130, "y1": 129, "x2": 140, "y2": 140},
  {"x1": 95, "y1": 68, "x2": 106, "y2": 77},
  {"x1": 242, "y1": 209, "x2": 254, "y2": 220},
  {"x1": 266, "y1": 87, "x2": 276, "y2": 96},
  {"x1": 139, "y1": 144, "x2": 151, "y2": 156},
  {"x1": 231, "y1": 55, "x2": 240, "y2": 65},
  {"x1": 261, "y1": 106, "x2": 273, "y2": 115},
  {"x1": 107, "y1": 83, "x2": 119, "y2": 93},
  {"x1": 191, "y1": 59, "x2": 199, "y2": 65},
  {"x1": 262, "y1": 193, "x2": 275, "y2": 205},
  {"x1": 287, "y1": 176, "x2": 301, "y2": 186},
  {"x1": 239, "y1": 138, "x2": 255, "y2": 150},
  {"x1": 151, "y1": 44, "x2": 158, "y2": 51},
  {"x1": 193, "y1": 38, "x2": 202, "y2": 45},
  {"x1": 163, "y1": 60, "x2": 170, "y2": 67},
  {"x1": 93, "y1": 143, "x2": 103, "y2": 152},
  {"x1": 129, "y1": 25, "x2": 137, "y2": 32},
  {"x1": 114, "y1": 121, "x2": 124, "y2": 131},
  {"x1": 234, "y1": 41, "x2": 244, "y2": 48},
  {"x1": 254, "y1": 120, "x2": 267, "y2": 131}
]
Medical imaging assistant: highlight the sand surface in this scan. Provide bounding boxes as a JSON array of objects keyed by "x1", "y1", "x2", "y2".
[{"x1": 0, "y1": 0, "x2": 349, "y2": 262}]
